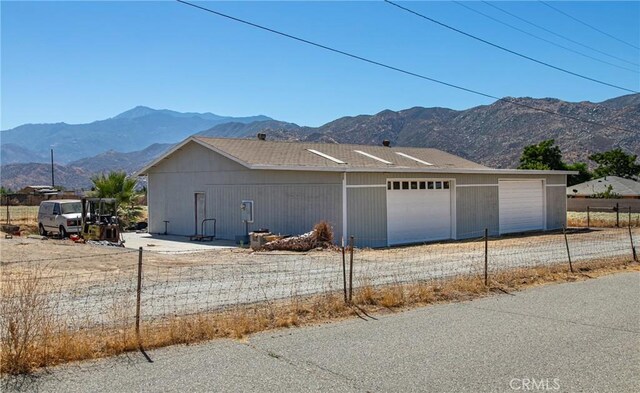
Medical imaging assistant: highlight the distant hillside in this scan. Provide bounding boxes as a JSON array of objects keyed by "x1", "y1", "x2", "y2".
[
  {"x1": 1, "y1": 94, "x2": 637, "y2": 190},
  {"x1": 196, "y1": 119, "x2": 304, "y2": 139},
  {"x1": 299, "y1": 94, "x2": 640, "y2": 168},
  {"x1": 1, "y1": 163, "x2": 92, "y2": 190},
  {"x1": 67, "y1": 143, "x2": 174, "y2": 175},
  {"x1": 0, "y1": 144, "x2": 48, "y2": 165},
  {"x1": 0, "y1": 106, "x2": 271, "y2": 164}
]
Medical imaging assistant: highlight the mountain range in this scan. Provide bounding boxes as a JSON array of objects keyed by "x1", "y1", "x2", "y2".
[
  {"x1": 0, "y1": 106, "x2": 271, "y2": 164},
  {"x1": 1, "y1": 94, "x2": 638, "y2": 190}
]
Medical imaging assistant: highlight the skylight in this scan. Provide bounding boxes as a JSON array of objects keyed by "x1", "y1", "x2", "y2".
[
  {"x1": 395, "y1": 152, "x2": 433, "y2": 166},
  {"x1": 354, "y1": 150, "x2": 393, "y2": 165},
  {"x1": 306, "y1": 149, "x2": 346, "y2": 164}
]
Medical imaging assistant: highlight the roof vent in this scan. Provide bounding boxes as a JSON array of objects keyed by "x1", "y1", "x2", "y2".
[
  {"x1": 382, "y1": 140, "x2": 391, "y2": 147},
  {"x1": 257, "y1": 133, "x2": 266, "y2": 141}
]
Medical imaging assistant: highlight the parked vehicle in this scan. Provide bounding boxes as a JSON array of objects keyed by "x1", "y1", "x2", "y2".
[
  {"x1": 80, "y1": 197, "x2": 121, "y2": 243},
  {"x1": 37, "y1": 199, "x2": 82, "y2": 238}
]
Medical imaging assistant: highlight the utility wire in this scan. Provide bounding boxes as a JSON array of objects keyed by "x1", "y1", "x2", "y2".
[
  {"x1": 540, "y1": 1, "x2": 640, "y2": 51},
  {"x1": 175, "y1": 0, "x2": 637, "y2": 134},
  {"x1": 453, "y1": 1, "x2": 638, "y2": 74},
  {"x1": 483, "y1": 1, "x2": 639, "y2": 68},
  {"x1": 384, "y1": 0, "x2": 637, "y2": 94}
]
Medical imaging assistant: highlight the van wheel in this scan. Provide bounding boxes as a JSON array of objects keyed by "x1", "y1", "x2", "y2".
[
  {"x1": 59, "y1": 226, "x2": 67, "y2": 239},
  {"x1": 39, "y1": 224, "x2": 47, "y2": 236}
]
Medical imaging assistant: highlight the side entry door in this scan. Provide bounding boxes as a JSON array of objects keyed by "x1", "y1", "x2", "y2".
[{"x1": 194, "y1": 193, "x2": 206, "y2": 235}]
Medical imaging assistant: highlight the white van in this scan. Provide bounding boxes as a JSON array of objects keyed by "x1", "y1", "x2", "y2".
[{"x1": 37, "y1": 199, "x2": 82, "y2": 238}]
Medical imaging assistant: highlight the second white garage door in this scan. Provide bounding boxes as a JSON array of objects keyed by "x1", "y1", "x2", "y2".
[
  {"x1": 499, "y1": 180, "x2": 545, "y2": 234},
  {"x1": 387, "y1": 179, "x2": 452, "y2": 246}
]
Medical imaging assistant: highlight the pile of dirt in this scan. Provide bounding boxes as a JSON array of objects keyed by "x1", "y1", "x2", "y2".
[{"x1": 261, "y1": 221, "x2": 334, "y2": 252}]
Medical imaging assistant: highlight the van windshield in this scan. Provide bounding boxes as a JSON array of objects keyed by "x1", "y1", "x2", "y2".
[{"x1": 60, "y1": 202, "x2": 82, "y2": 214}]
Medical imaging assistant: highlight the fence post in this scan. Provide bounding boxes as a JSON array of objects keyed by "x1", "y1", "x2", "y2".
[
  {"x1": 348, "y1": 236, "x2": 354, "y2": 303},
  {"x1": 616, "y1": 202, "x2": 620, "y2": 227},
  {"x1": 136, "y1": 247, "x2": 143, "y2": 341},
  {"x1": 563, "y1": 227, "x2": 574, "y2": 273},
  {"x1": 484, "y1": 228, "x2": 488, "y2": 286},
  {"x1": 342, "y1": 241, "x2": 347, "y2": 303},
  {"x1": 629, "y1": 213, "x2": 637, "y2": 262},
  {"x1": 587, "y1": 206, "x2": 590, "y2": 228}
]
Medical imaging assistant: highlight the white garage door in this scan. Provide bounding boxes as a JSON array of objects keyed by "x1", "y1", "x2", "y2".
[
  {"x1": 499, "y1": 180, "x2": 545, "y2": 234},
  {"x1": 387, "y1": 179, "x2": 452, "y2": 246}
]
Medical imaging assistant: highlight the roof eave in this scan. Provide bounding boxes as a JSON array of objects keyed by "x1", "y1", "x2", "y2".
[{"x1": 248, "y1": 164, "x2": 577, "y2": 175}]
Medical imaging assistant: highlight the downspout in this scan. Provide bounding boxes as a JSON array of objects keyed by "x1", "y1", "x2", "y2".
[{"x1": 342, "y1": 171, "x2": 347, "y2": 247}]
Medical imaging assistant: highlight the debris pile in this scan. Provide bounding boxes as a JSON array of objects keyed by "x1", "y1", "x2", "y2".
[{"x1": 261, "y1": 221, "x2": 334, "y2": 252}]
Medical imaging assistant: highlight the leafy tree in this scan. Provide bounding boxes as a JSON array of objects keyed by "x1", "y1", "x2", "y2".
[
  {"x1": 90, "y1": 171, "x2": 142, "y2": 227},
  {"x1": 591, "y1": 184, "x2": 621, "y2": 199},
  {"x1": 518, "y1": 139, "x2": 593, "y2": 186},
  {"x1": 565, "y1": 162, "x2": 592, "y2": 187},
  {"x1": 589, "y1": 149, "x2": 640, "y2": 179},
  {"x1": 518, "y1": 139, "x2": 565, "y2": 170},
  {"x1": 0, "y1": 187, "x2": 13, "y2": 195}
]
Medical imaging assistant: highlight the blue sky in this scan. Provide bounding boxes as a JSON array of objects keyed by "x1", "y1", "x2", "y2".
[{"x1": 1, "y1": 1, "x2": 638, "y2": 130}]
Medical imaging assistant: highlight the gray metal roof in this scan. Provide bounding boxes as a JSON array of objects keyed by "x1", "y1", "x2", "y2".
[
  {"x1": 138, "y1": 136, "x2": 577, "y2": 175},
  {"x1": 195, "y1": 137, "x2": 487, "y2": 170},
  {"x1": 567, "y1": 176, "x2": 640, "y2": 197}
]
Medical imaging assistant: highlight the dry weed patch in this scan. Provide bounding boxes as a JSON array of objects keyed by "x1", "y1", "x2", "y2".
[{"x1": 1, "y1": 259, "x2": 637, "y2": 375}]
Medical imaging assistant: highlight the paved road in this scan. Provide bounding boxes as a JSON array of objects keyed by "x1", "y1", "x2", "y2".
[{"x1": 4, "y1": 271, "x2": 639, "y2": 393}]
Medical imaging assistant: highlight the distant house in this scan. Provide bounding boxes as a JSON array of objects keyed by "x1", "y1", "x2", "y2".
[
  {"x1": 567, "y1": 176, "x2": 640, "y2": 199},
  {"x1": 138, "y1": 136, "x2": 574, "y2": 247},
  {"x1": 18, "y1": 185, "x2": 60, "y2": 195}
]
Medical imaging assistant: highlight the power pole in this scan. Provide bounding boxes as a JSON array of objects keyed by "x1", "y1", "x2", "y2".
[{"x1": 51, "y1": 149, "x2": 55, "y2": 188}]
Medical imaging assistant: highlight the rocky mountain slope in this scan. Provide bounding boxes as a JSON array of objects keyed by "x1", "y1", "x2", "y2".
[
  {"x1": 300, "y1": 94, "x2": 639, "y2": 168},
  {"x1": 0, "y1": 106, "x2": 271, "y2": 164},
  {"x1": 1, "y1": 94, "x2": 637, "y2": 190}
]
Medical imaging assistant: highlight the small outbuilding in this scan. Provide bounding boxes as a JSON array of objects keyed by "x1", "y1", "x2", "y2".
[{"x1": 138, "y1": 136, "x2": 574, "y2": 247}]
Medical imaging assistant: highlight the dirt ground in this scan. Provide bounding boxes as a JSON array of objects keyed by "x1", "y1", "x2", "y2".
[
  {"x1": 1, "y1": 224, "x2": 637, "y2": 330},
  {"x1": 1, "y1": 226, "x2": 635, "y2": 277}
]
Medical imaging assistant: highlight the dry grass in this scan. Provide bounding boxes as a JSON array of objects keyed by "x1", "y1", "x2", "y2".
[
  {"x1": 1, "y1": 258, "x2": 638, "y2": 375},
  {"x1": 0, "y1": 206, "x2": 39, "y2": 225},
  {"x1": 567, "y1": 211, "x2": 640, "y2": 228}
]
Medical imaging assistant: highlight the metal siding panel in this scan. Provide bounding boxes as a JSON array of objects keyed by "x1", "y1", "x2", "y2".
[
  {"x1": 147, "y1": 173, "x2": 163, "y2": 233},
  {"x1": 348, "y1": 172, "x2": 455, "y2": 186},
  {"x1": 347, "y1": 188, "x2": 387, "y2": 248},
  {"x1": 545, "y1": 174, "x2": 566, "y2": 185},
  {"x1": 456, "y1": 186, "x2": 499, "y2": 238},
  {"x1": 546, "y1": 186, "x2": 566, "y2": 229},
  {"x1": 206, "y1": 184, "x2": 342, "y2": 241}
]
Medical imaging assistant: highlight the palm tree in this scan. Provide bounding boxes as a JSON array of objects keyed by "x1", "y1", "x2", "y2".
[{"x1": 90, "y1": 171, "x2": 142, "y2": 227}]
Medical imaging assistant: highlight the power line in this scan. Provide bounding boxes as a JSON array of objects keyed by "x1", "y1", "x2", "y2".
[
  {"x1": 540, "y1": 1, "x2": 640, "y2": 51},
  {"x1": 384, "y1": 0, "x2": 637, "y2": 94},
  {"x1": 453, "y1": 1, "x2": 638, "y2": 74},
  {"x1": 175, "y1": 0, "x2": 637, "y2": 135},
  {"x1": 482, "y1": 1, "x2": 639, "y2": 68}
]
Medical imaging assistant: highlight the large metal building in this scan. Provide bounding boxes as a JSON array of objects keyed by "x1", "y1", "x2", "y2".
[{"x1": 138, "y1": 136, "x2": 573, "y2": 247}]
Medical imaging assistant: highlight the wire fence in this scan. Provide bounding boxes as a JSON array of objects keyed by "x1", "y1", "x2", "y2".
[
  {"x1": 0, "y1": 225, "x2": 637, "y2": 377},
  {"x1": 0, "y1": 206, "x2": 38, "y2": 223},
  {"x1": 567, "y1": 205, "x2": 640, "y2": 228},
  {"x1": 1, "y1": 226, "x2": 637, "y2": 340}
]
